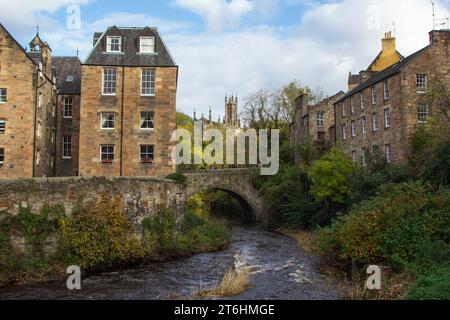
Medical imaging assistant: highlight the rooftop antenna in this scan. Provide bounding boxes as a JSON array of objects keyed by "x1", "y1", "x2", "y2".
[
  {"x1": 36, "y1": 25, "x2": 39, "y2": 35},
  {"x1": 432, "y1": 1, "x2": 435, "y2": 30},
  {"x1": 76, "y1": 47, "x2": 79, "y2": 57}
]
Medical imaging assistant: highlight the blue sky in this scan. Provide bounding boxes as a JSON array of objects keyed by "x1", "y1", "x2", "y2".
[{"x1": 1, "y1": 0, "x2": 449, "y2": 117}]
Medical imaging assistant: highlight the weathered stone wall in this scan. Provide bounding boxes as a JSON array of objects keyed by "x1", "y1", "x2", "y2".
[{"x1": 0, "y1": 177, "x2": 185, "y2": 230}]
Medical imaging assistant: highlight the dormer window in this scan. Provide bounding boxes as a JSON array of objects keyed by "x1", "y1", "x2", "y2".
[
  {"x1": 66, "y1": 75, "x2": 74, "y2": 83},
  {"x1": 140, "y1": 37, "x2": 155, "y2": 53},
  {"x1": 107, "y1": 36, "x2": 122, "y2": 53}
]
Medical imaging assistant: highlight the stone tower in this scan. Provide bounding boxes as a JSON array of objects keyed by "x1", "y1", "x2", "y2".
[{"x1": 224, "y1": 94, "x2": 239, "y2": 128}]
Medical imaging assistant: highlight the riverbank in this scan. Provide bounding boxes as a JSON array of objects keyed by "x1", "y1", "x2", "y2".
[
  {"x1": 0, "y1": 198, "x2": 231, "y2": 289},
  {"x1": 0, "y1": 227, "x2": 343, "y2": 300}
]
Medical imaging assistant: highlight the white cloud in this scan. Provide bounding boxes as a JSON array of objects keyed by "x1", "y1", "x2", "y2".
[{"x1": 173, "y1": 0, "x2": 255, "y2": 31}]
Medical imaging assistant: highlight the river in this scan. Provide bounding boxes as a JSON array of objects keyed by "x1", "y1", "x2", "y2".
[{"x1": 0, "y1": 226, "x2": 343, "y2": 300}]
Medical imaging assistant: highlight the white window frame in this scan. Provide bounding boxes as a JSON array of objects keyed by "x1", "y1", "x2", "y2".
[
  {"x1": 38, "y1": 92, "x2": 42, "y2": 108},
  {"x1": 383, "y1": 80, "x2": 390, "y2": 100},
  {"x1": 0, "y1": 147, "x2": 4, "y2": 165},
  {"x1": 350, "y1": 97, "x2": 355, "y2": 114},
  {"x1": 351, "y1": 120, "x2": 356, "y2": 138},
  {"x1": 416, "y1": 74, "x2": 427, "y2": 93},
  {"x1": 64, "y1": 97, "x2": 73, "y2": 119},
  {"x1": 100, "y1": 145, "x2": 115, "y2": 162},
  {"x1": 37, "y1": 121, "x2": 42, "y2": 137},
  {"x1": 140, "y1": 36, "x2": 155, "y2": 54},
  {"x1": 39, "y1": 62, "x2": 43, "y2": 78},
  {"x1": 106, "y1": 36, "x2": 122, "y2": 53},
  {"x1": 360, "y1": 93, "x2": 365, "y2": 109},
  {"x1": 362, "y1": 149, "x2": 367, "y2": 167},
  {"x1": 371, "y1": 86, "x2": 377, "y2": 105},
  {"x1": 100, "y1": 112, "x2": 116, "y2": 130},
  {"x1": 342, "y1": 124, "x2": 347, "y2": 141},
  {"x1": 140, "y1": 112, "x2": 155, "y2": 130},
  {"x1": 386, "y1": 144, "x2": 392, "y2": 163},
  {"x1": 0, "y1": 120, "x2": 5, "y2": 134},
  {"x1": 384, "y1": 108, "x2": 391, "y2": 128},
  {"x1": 51, "y1": 128, "x2": 55, "y2": 143},
  {"x1": 36, "y1": 151, "x2": 41, "y2": 166},
  {"x1": 0, "y1": 88, "x2": 7, "y2": 103},
  {"x1": 316, "y1": 112, "x2": 324, "y2": 128},
  {"x1": 140, "y1": 145, "x2": 155, "y2": 163},
  {"x1": 417, "y1": 104, "x2": 429, "y2": 124},
  {"x1": 341, "y1": 102, "x2": 346, "y2": 117},
  {"x1": 361, "y1": 116, "x2": 367, "y2": 135},
  {"x1": 62, "y1": 136, "x2": 72, "y2": 159},
  {"x1": 141, "y1": 68, "x2": 156, "y2": 96},
  {"x1": 102, "y1": 68, "x2": 117, "y2": 95},
  {"x1": 372, "y1": 113, "x2": 379, "y2": 131}
]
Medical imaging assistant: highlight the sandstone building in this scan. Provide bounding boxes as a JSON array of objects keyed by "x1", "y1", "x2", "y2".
[
  {"x1": 78, "y1": 27, "x2": 178, "y2": 177},
  {"x1": 0, "y1": 24, "x2": 57, "y2": 179},
  {"x1": 290, "y1": 91, "x2": 344, "y2": 164},
  {"x1": 53, "y1": 56, "x2": 81, "y2": 177},
  {"x1": 335, "y1": 30, "x2": 450, "y2": 164}
]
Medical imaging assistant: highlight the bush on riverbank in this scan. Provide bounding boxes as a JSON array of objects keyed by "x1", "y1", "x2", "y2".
[{"x1": 0, "y1": 197, "x2": 231, "y2": 287}]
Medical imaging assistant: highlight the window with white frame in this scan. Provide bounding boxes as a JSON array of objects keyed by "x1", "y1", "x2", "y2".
[
  {"x1": 38, "y1": 92, "x2": 42, "y2": 108},
  {"x1": 317, "y1": 112, "x2": 324, "y2": 127},
  {"x1": 140, "y1": 145, "x2": 154, "y2": 163},
  {"x1": 360, "y1": 93, "x2": 365, "y2": 109},
  {"x1": 372, "y1": 113, "x2": 378, "y2": 131},
  {"x1": 100, "y1": 145, "x2": 115, "y2": 162},
  {"x1": 383, "y1": 80, "x2": 390, "y2": 100},
  {"x1": 0, "y1": 120, "x2": 5, "y2": 134},
  {"x1": 103, "y1": 68, "x2": 117, "y2": 95},
  {"x1": 0, "y1": 148, "x2": 4, "y2": 165},
  {"x1": 384, "y1": 108, "x2": 391, "y2": 128},
  {"x1": 341, "y1": 102, "x2": 346, "y2": 117},
  {"x1": 351, "y1": 120, "x2": 356, "y2": 138},
  {"x1": 51, "y1": 154, "x2": 54, "y2": 168},
  {"x1": 101, "y1": 113, "x2": 115, "y2": 129},
  {"x1": 416, "y1": 74, "x2": 427, "y2": 93},
  {"x1": 62, "y1": 136, "x2": 72, "y2": 159},
  {"x1": 36, "y1": 151, "x2": 41, "y2": 165},
  {"x1": 385, "y1": 144, "x2": 392, "y2": 163},
  {"x1": 140, "y1": 37, "x2": 155, "y2": 53},
  {"x1": 342, "y1": 124, "x2": 347, "y2": 141},
  {"x1": 37, "y1": 121, "x2": 42, "y2": 137},
  {"x1": 107, "y1": 36, "x2": 122, "y2": 53},
  {"x1": 361, "y1": 116, "x2": 367, "y2": 135},
  {"x1": 417, "y1": 104, "x2": 429, "y2": 123},
  {"x1": 350, "y1": 97, "x2": 355, "y2": 114},
  {"x1": 141, "y1": 69, "x2": 156, "y2": 96},
  {"x1": 39, "y1": 62, "x2": 43, "y2": 78},
  {"x1": 140, "y1": 112, "x2": 155, "y2": 130},
  {"x1": 0, "y1": 89, "x2": 7, "y2": 103},
  {"x1": 64, "y1": 97, "x2": 73, "y2": 118},
  {"x1": 371, "y1": 86, "x2": 377, "y2": 105}
]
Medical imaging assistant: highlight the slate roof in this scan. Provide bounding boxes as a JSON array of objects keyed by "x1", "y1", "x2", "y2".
[
  {"x1": 84, "y1": 26, "x2": 177, "y2": 67},
  {"x1": 336, "y1": 45, "x2": 431, "y2": 104},
  {"x1": 52, "y1": 57, "x2": 82, "y2": 95}
]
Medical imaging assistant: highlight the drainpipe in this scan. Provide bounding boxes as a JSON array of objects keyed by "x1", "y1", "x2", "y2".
[
  {"x1": 32, "y1": 68, "x2": 38, "y2": 178},
  {"x1": 120, "y1": 66, "x2": 125, "y2": 177}
]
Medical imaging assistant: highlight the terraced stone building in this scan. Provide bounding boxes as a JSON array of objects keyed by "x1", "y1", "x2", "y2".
[{"x1": 78, "y1": 27, "x2": 178, "y2": 178}]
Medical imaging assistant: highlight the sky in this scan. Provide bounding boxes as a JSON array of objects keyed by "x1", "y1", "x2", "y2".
[{"x1": 1, "y1": 0, "x2": 449, "y2": 119}]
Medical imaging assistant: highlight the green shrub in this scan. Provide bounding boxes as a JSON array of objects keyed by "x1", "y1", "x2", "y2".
[
  {"x1": 314, "y1": 182, "x2": 450, "y2": 265},
  {"x1": 165, "y1": 172, "x2": 188, "y2": 185},
  {"x1": 309, "y1": 148, "x2": 356, "y2": 204},
  {"x1": 405, "y1": 266, "x2": 450, "y2": 300},
  {"x1": 59, "y1": 197, "x2": 143, "y2": 270}
]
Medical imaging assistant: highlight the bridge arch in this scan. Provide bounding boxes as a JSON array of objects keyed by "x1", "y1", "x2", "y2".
[{"x1": 182, "y1": 169, "x2": 263, "y2": 222}]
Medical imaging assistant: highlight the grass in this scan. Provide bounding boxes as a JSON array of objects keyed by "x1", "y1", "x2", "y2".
[{"x1": 196, "y1": 268, "x2": 251, "y2": 297}]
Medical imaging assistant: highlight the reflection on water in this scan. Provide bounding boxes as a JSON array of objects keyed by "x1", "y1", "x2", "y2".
[{"x1": 0, "y1": 227, "x2": 343, "y2": 300}]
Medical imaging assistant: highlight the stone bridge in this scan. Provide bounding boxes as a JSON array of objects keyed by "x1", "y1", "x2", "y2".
[{"x1": 182, "y1": 168, "x2": 263, "y2": 222}]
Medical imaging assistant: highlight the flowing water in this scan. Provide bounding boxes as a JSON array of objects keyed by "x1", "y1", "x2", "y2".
[{"x1": 0, "y1": 226, "x2": 343, "y2": 300}]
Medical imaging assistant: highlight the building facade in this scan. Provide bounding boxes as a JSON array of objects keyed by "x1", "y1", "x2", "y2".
[
  {"x1": 78, "y1": 27, "x2": 178, "y2": 178},
  {"x1": 290, "y1": 91, "x2": 344, "y2": 164},
  {"x1": 0, "y1": 24, "x2": 57, "y2": 179},
  {"x1": 53, "y1": 56, "x2": 81, "y2": 177},
  {"x1": 335, "y1": 30, "x2": 450, "y2": 164}
]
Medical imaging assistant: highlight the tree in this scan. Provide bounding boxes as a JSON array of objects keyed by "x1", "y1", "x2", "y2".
[{"x1": 309, "y1": 148, "x2": 356, "y2": 204}]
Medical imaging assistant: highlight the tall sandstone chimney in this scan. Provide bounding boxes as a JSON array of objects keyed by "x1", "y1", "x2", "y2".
[{"x1": 368, "y1": 31, "x2": 402, "y2": 72}]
